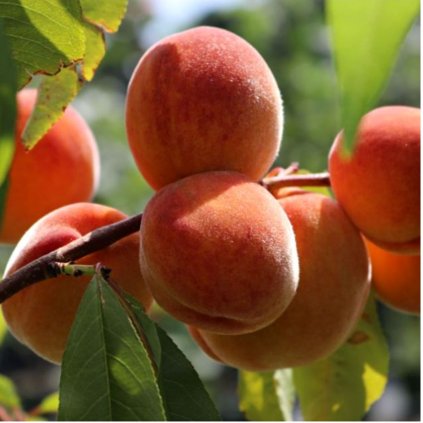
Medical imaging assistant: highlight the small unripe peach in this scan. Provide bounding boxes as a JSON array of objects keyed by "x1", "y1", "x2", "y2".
[
  {"x1": 126, "y1": 26, "x2": 283, "y2": 190},
  {"x1": 140, "y1": 171, "x2": 299, "y2": 335},
  {"x1": 2, "y1": 203, "x2": 152, "y2": 364},
  {"x1": 329, "y1": 106, "x2": 420, "y2": 254},
  {"x1": 0, "y1": 89, "x2": 100, "y2": 244}
]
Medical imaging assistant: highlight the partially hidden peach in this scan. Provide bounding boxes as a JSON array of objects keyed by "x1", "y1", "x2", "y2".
[
  {"x1": 0, "y1": 89, "x2": 100, "y2": 244},
  {"x1": 140, "y1": 171, "x2": 299, "y2": 335},
  {"x1": 365, "y1": 239, "x2": 420, "y2": 315},
  {"x1": 190, "y1": 191, "x2": 371, "y2": 370},
  {"x1": 329, "y1": 106, "x2": 420, "y2": 254},
  {"x1": 2, "y1": 203, "x2": 152, "y2": 364},
  {"x1": 126, "y1": 26, "x2": 283, "y2": 190}
]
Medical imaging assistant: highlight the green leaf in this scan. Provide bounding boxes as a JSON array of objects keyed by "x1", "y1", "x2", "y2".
[
  {"x1": 82, "y1": 23, "x2": 106, "y2": 82},
  {"x1": 293, "y1": 294, "x2": 389, "y2": 421},
  {"x1": 31, "y1": 392, "x2": 59, "y2": 416},
  {"x1": 238, "y1": 370, "x2": 293, "y2": 421},
  {"x1": 0, "y1": 17, "x2": 17, "y2": 227},
  {"x1": 274, "y1": 369, "x2": 295, "y2": 421},
  {"x1": 0, "y1": 310, "x2": 7, "y2": 345},
  {"x1": 0, "y1": 374, "x2": 20, "y2": 410},
  {"x1": 22, "y1": 68, "x2": 83, "y2": 149},
  {"x1": 80, "y1": 0, "x2": 128, "y2": 32},
  {"x1": 124, "y1": 294, "x2": 221, "y2": 421},
  {"x1": 58, "y1": 275, "x2": 166, "y2": 421},
  {"x1": 0, "y1": 0, "x2": 85, "y2": 88},
  {"x1": 327, "y1": 0, "x2": 420, "y2": 152}
]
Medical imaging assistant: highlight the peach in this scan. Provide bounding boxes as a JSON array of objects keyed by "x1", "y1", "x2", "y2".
[
  {"x1": 2, "y1": 203, "x2": 152, "y2": 364},
  {"x1": 0, "y1": 89, "x2": 100, "y2": 244},
  {"x1": 190, "y1": 191, "x2": 371, "y2": 370},
  {"x1": 365, "y1": 239, "x2": 420, "y2": 314},
  {"x1": 126, "y1": 26, "x2": 283, "y2": 190},
  {"x1": 140, "y1": 171, "x2": 299, "y2": 335},
  {"x1": 328, "y1": 106, "x2": 420, "y2": 254}
]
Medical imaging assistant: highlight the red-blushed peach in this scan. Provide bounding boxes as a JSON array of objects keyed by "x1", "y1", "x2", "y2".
[
  {"x1": 328, "y1": 106, "x2": 420, "y2": 254},
  {"x1": 365, "y1": 238, "x2": 420, "y2": 315},
  {"x1": 189, "y1": 191, "x2": 371, "y2": 370},
  {"x1": 126, "y1": 26, "x2": 283, "y2": 190},
  {"x1": 2, "y1": 203, "x2": 152, "y2": 364},
  {"x1": 140, "y1": 171, "x2": 299, "y2": 335},
  {"x1": 0, "y1": 89, "x2": 100, "y2": 244}
]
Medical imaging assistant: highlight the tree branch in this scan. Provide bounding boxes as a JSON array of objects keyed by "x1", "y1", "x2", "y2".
[
  {"x1": 261, "y1": 171, "x2": 331, "y2": 190},
  {"x1": 0, "y1": 169, "x2": 332, "y2": 304},
  {"x1": 0, "y1": 214, "x2": 142, "y2": 303}
]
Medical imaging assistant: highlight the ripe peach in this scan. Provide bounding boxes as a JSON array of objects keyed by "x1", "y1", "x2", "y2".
[
  {"x1": 190, "y1": 191, "x2": 371, "y2": 370},
  {"x1": 140, "y1": 171, "x2": 299, "y2": 335},
  {"x1": 328, "y1": 106, "x2": 420, "y2": 254},
  {"x1": 126, "y1": 26, "x2": 283, "y2": 190},
  {"x1": 2, "y1": 203, "x2": 152, "y2": 364},
  {"x1": 0, "y1": 89, "x2": 100, "y2": 244},
  {"x1": 365, "y1": 239, "x2": 420, "y2": 315}
]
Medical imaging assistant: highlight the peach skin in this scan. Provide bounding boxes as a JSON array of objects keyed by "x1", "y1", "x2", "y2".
[
  {"x1": 126, "y1": 26, "x2": 283, "y2": 190},
  {"x1": 190, "y1": 191, "x2": 371, "y2": 370},
  {"x1": 0, "y1": 89, "x2": 100, "y2": 244},
  {"x1": 2, "y1": 203, "x2": 152, "y2": 364},
  {"x1": 329, "y1": 106, "x2": 420, "y2": 254},
  {"x1": 140, "y1": 171, "x2": 299, "y2": 335}
]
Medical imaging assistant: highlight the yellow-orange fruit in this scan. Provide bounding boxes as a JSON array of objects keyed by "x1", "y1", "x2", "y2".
[
  {"x1": 2, "y1": 203, "x2": 152, "y2": 364},
  {"x1": 365, "y1": 239, "x2": 420, "y2": 315},
  {"x1": 190, "y1": 191, "x2": 371, "y2": 370},
  {"x1": 329, "y1": 106, "x2": 420, "y2": 254},
  {"x1": 0, "y1": 89, "x2": 100, "y2": 244},
  {"x1": 140, "y1": 171, "x2": 299, "y2": 335},
  {"x1": 126, "y1": 26, "x2": 283, "y2": 190}
]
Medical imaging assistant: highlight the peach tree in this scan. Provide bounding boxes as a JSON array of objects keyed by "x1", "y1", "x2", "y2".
[{"x1": 0, "y1": 0, "x2": 419, "y2": 421}]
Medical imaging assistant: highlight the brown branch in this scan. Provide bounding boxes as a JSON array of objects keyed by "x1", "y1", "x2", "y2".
[
  {"x1": 261, "y1": 171, "x2": 331, "y2": 190},
  {"x1": 0, "y1": 214, "x2": 142, "y2": 304}
]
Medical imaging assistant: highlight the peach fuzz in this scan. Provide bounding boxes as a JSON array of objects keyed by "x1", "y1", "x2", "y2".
[
  {"x1": 140, "y1": 171, "x2": 299, "y2": 335},
  {"x1": 329, "y1": 106, "x2": 420, "y2": 254},
  {"x1": 126, "y1": 26, "x2": 283, "y2": 190},
  {"x1": 0, "y1": 89, "x2": 100, "y2": 244},
  {"x1": 2, "y1": 203, "x2": 153, "y2": 364},
  {"x1": 190, "y1": 191, "x2": 371, "y2": 371},
  {"x1": 365, "y1": 239, "x2": 420, "y2": 315}
]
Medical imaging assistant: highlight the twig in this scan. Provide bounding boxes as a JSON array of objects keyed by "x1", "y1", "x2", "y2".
[
  {"x1": 0, "y1": 214, "x2": 142, "y2": 303},
  {"x1": 262, "y1": 171, "x2": 331, "y2": 190}
]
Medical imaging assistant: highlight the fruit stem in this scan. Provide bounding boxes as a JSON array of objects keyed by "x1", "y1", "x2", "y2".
[
  {"x1": 0, "y1": 214, "x2": 142, "y2": 303},
  {"x1": 261, "y1": 171, "x2": 331, "y2": 190}
]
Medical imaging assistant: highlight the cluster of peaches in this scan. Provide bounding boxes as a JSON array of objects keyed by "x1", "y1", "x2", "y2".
[{"x1": 0, "y1": 27, "x2": 419, "y2": 371}]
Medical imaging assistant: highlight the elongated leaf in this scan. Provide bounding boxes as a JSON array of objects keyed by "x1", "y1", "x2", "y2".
[
  {"x1": 0, "y1": 374, "x2": 20, "y2": 410},
  {"x1": 31, "y1": 392, "x2": 59, "y2": 417},
  {"x1": 293, "y1": 294, "x2": 389, "y2": 421},
  {"x1": 327, "y1": 0, "x2": 419, "y2": 152},
  {"x1": 0, "y1": 310, "x2": 7, "y2": 345},
  {"x1": 0, "y1": 18, "x2": 17, "y2": 227},
  {"x1": 239, "y1": 371, "x2": 289, "y2": 421},
  {"x1": 274, "y1": 369, "x2": 295, "y2": 421},
  {"x1": 22, "y1": 68, "x2": 83, "y2": 149},
  {"x1": 80, "y1": 0, "x2": 128, "y2": 32},
  {"x1": 125, "y1": 295, "x2": 221, "y2": 421},
  {"x1": 58, "y1": 276, "x2": 166, "y2": 421}
]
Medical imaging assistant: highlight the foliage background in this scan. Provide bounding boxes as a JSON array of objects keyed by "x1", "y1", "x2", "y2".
[{"x1": 0, "y1": 0, "x2": 420, "y2": 420}]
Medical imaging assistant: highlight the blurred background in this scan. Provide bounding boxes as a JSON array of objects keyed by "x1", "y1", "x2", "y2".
[{"x1": 0, "y1": 0, "x2": 420, "y2": 420}]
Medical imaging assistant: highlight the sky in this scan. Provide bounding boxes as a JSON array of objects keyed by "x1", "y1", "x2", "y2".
[{"x1": 142, "y1": 0, "x2": 246, "y2": 44}]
